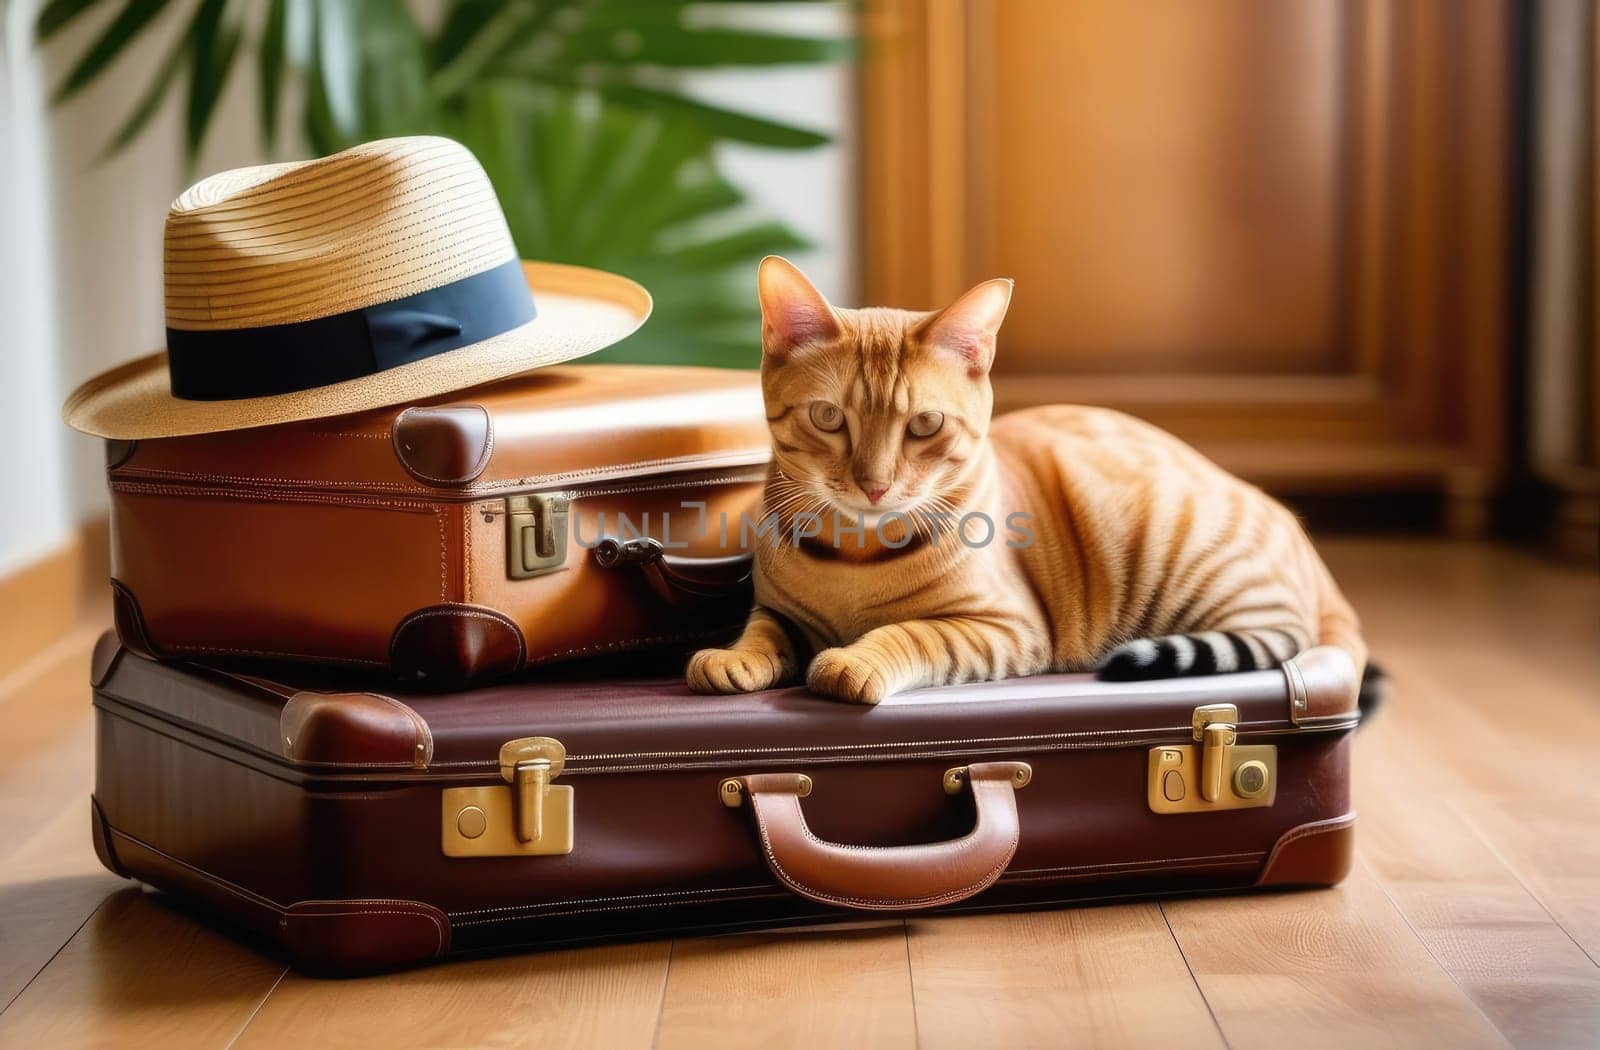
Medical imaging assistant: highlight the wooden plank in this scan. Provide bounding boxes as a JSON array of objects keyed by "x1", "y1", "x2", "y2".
[
  {"x1": 1324, "y1": 538, "x2": 1600, "y2": 961},
  {"x1": 0, "y1": 889, "x2": 284, "y2": 1049},
  {"x1": 1371, "y1": 652, "x2": 1600, "y2": 964},
  {"x1": 233, "y1": 942, "x2": 670, "y2": 1050},
  {"x1": 1162, "y1": 863, "x2": 1509, "y2": 1049},
  {"x1": 1356, "y1": 710, "x2": 1600, "y2": 1049},
  {"x1": 0, "y1": 622, "x2": 124, "y2": 1010},
  {"x1": 906, "y1": 906, "x2": 1225, "y2": 1049},
  {"x1": 0, "y1": 614, "x2": 283, "y2": 1046},
  {"x1": 655, "y1": 924, "x2": 917, "y2": 1050},
  {"x1": 1320, "y1": 538, "x2": 1598, "y2": 671},
  {"x1": 0, "y1": 542, "x2": 86, "y2": 672},
  {"x1": 0, "y1": 803, "x2": 125, "y2": 1012},
  {"x1": 0, "y1": 518, "x2": 109, "y2": 673},
  {"x1": 1319, "y1": 537, "x2": 1600, "y2": 1046},
  {"x1": 0, "y1": 625, "x2": 103, "y2": 868}
]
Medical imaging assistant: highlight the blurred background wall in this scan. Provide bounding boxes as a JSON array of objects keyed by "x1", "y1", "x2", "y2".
[
  {"x1": 1, "y1": 0, "x2": 1594, "y2": 609},
  {"x1": 0, "y1": 0, "x2": 857, "y2": 580}
]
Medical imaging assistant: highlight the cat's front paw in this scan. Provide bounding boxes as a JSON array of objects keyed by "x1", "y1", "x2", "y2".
[
  {"x1": 687, "y1": 647, "x2": 785, "y2": 694},
  {"x1": 806, "y1": 648, "x2": 893, "y2": 704}
]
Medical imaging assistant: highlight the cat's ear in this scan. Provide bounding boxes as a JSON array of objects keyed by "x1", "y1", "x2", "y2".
[
  {"x1": 758, "y1": 255, "x2": 840, "y2": 359},
  {"x1": 917, "y1": 278, "x2": 1014, "y2": 374}
]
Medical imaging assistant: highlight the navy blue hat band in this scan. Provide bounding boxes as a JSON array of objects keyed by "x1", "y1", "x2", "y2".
[{"x1": 166, "y1": 257, "x2": 535, "y2": 401}]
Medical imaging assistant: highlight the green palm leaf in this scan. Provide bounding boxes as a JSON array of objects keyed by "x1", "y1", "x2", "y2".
[
  {"x1": 256, "y1": 0, "x2": 289, "y2": 151},
  {"x1": 50, "y1": 0, "x2": 171, "y2": 103},
  {"x1": 185, "y1": 0, "x2": 240, "y2": 159},
  {"x1": 543, "y1": 25, "x2": 852, "y2": 68},
  {"x1": 456, "y1": 87, "x2": 811, "y2": 368},
  {"x1": 99, "y1": 0, "x2": 203, "y2": 156},
  {"x1": 312, "y1": 0, "x2": 361, "y2": 142},
  {"x1": 36, "y1": 0, "x2": 102, "y2": 40},
  {"x1": 43, "y1": 0, "x2": 847, "y2": 368}
]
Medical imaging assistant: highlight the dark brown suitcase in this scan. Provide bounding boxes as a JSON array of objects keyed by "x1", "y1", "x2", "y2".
[
  {"x1": 104, "y1": 363, "x2": 769, "y2": 685},
  {"x1": 88, "y1": 635, "x2": 1360, "y2": 975}
]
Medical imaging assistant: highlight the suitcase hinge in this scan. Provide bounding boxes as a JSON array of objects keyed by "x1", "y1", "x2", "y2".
[
  {"x1": 440, "y1": 737, "x2": 575, "y2": 857},
  {"x1": 505, "y1": 494, "x2": 571, "y2": 579},
  {"x1": 1147, "y1": 704, "x2": 1278, "y2": 814}
]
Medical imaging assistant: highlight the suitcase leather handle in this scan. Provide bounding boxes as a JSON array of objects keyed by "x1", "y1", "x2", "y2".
[
  {"x1": 592, "y1": 537, "x2": 752, "y2": 608},
  {"x1": 729, "y1": 761, "x2": 1031, "y2": 911}
]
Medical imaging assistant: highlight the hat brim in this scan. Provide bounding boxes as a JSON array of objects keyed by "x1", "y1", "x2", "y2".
[{"x1": 62, "y1": 261, "x2": 652, "y2": 440}]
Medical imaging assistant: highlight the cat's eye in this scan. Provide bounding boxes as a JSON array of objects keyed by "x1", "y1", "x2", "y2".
[
  {"x1": 809, "y1": 401, "x2": 845, "y2": 432},
  {"x1": 907, "y1": 411, "x2": 945, "y2": 438}
]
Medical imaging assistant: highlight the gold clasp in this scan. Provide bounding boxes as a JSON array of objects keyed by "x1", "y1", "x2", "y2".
[
  {"x1": 1193, "y1": 703, "x2": 1238, "y2": 802},
  {"x1": 503, "y1": 738, "x2": 565, "y2": 843},
  {"x1": 505, "y1": 494, "x2": 570, "y2": 579},
  {"x1": 441, "y1": 737, "x2": 574, "y2": 857},
  {"x1": 1148, "y1": 704, "x2": 1277, "y2": 814}
]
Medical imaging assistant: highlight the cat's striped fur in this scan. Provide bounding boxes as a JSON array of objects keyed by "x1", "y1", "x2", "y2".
[{"x1": 687, "y1": 258, "x2": 1366, "y2": 703}]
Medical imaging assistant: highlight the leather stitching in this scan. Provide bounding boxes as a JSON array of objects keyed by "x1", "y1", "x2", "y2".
[
  {"x1": 114, "y1": 482, "x2": 451, "y2": 602},
  {"x1": 462, "y1": 507, "x2": 473, "y2": 603},
  {"x1": 283, "y1": 908, "x2": 445, "y2": 955},
  {"x1": 108, "y1": 829, "x2": 446, "y2": 955},
  {"x1": 110, "y1": 450, "x2": 768, "y2": 496},
  {"x1": 490, "y1": 450, "x2": 770, "y2": 490},
  {"x1": 760, "y1": 820, "x2": 1016, "y2": 911},
  {"x1": 389, "y1": 603, "x2": 527, "y2": 669},
  {"x1": 523, "y1": 627, "x2": 734, "y2": 665},
  {"x1": 118, "y1": 467, "x2": 416, "y2": 486},
  {"x1": 438, "y1": 507, "x2": 448, "y2": 599},
  {"x1": 116, "y1": 486, "x2": 451, "y2": 653},
  {"x1": 409, "y1": 720, "x2": 1352, "y2": 772},
  {"x1": 1256, "y1": 811, "x2": 1357, "y2": 878},
  {"x1": 749, "y1": 786, "x2": 1020, "y2": 911},
  {"x1": 391, "y1": 406, "x2": 494, "y2": 485},
  {"x1": 111, "y1": 480, "x2": 438, "y2": 509},
  {"x1": 1270, "y1": 813, "x2": 1355, "y2": 852},
  {"x1": 533, "y1": 720, "x2": 1346, "y2": 768},
  {"x1": 119, "y1": 469, "x2": 417, "y2": 490},
  {"x1": 450, "y1": 884, "x2": 778, "y2": 918},
  {"x1": 166, "y1": 642, "x2": 389, "y2": 667},
  {"x1": 542, "y1": 466, "x2": 766, "y2": 501}
]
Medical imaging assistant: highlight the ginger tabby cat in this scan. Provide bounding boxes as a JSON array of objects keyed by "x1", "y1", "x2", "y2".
[{"x1": 687, "y1": 257, "x2": 1366, "y2": 703}]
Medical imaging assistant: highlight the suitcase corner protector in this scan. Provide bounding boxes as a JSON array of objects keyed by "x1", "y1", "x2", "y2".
[{"x1": 1255, "y1": 813, "x2": 1356, "y2": 889}]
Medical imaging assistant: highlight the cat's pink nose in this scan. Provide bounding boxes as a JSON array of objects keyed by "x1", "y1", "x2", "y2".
[{"x1": 863, "y1": 484, "x2": 889, "y2": 503}]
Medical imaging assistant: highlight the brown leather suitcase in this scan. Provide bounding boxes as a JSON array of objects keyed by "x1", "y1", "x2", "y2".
[
  {"x1": 88, "y1": 635, "x2": 1361, "y2": 974},
  {"x1": 105, "y1": 364, "x2": 770, "y2": 684}
]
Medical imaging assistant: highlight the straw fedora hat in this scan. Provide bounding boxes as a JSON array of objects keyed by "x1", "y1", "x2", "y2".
[{"x1": 63, "y1": 136, "x2": 651, "y2": 439}]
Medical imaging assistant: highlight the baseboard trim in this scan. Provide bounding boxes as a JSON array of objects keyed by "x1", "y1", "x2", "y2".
[{"x1": 0, "y1": 515, "x2": 111, "y2": 669}]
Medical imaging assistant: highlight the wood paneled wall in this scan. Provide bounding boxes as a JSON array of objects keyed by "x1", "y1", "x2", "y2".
[{"x1": 862, "y1": 0, "x2": 1510, "y2": 517}]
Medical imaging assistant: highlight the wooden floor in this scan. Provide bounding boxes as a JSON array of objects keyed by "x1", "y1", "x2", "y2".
[{"x1": 0, "y1": 537, "x2": 1595, "y2": 1049}]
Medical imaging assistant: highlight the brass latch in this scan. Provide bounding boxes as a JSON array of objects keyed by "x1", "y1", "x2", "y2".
[
  {"x1": 441, "y1": 737, "x2": 574, "y2": 857},
  {"x1": 1148, "y1": 704, "x2": 1277, "y2": 814},
  {"x1": 505, "y1": 494, "x2": 570, "y2": 579}
]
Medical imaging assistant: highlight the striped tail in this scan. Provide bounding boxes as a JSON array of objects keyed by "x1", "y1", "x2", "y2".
[
  {"x1": 1096, "y1": 629, "x2": 1303, "y2": 681},
  {"x1": 1098, "y1": 568, "x2": 1368, "y2": 684}
]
